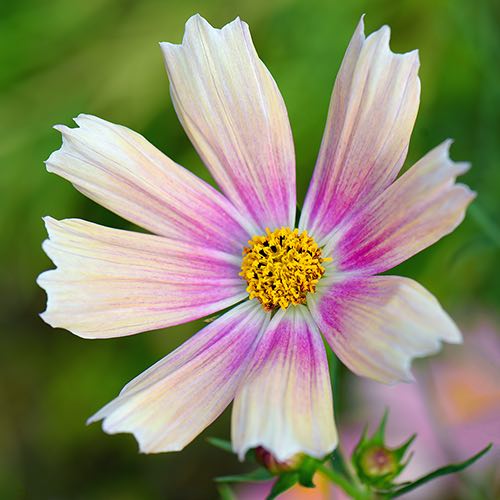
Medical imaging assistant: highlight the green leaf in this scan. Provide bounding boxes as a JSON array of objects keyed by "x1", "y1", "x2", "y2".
[
  {"x1": 207, "y1": 437, "x2": 233, "y2": 453},
  {"x1": 216, "y1": 468, "x2": 274, "y2": 483},
  {"x1": 267, "y1": 472, "x2": 299, "y2": 499},
  {"x1": 390, "y1": 444, "x2": 493, "y2": 497},
  {"x1": 217, "y1": 483, "x2": 237, "y2": 500}
]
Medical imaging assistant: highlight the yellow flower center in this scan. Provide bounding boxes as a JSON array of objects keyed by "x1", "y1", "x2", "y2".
[{"x1": 240, "y1": 227, "x2": 329, "y2": 311}]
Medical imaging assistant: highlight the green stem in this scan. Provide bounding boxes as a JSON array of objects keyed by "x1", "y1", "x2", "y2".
[
  {"x1": 317, "y1": 464, "x2": 371, "y2": 500},
  {"x1": 330, "y1": 447, "x2": 353, "y2": 480}
]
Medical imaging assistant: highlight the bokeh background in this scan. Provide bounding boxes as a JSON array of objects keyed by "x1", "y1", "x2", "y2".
[{"x1": 1, "y1": 0, "x2": 499, "y2": 498}]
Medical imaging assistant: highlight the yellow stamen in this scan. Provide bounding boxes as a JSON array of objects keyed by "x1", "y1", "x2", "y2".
[{"x1": 240, "y1": 227, "x2": 330, "y2": 311}]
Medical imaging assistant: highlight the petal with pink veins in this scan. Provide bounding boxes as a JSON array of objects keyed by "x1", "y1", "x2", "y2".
[
  {"x1": 300, "y1": 17, "x2": 420, "y2": 244},
  {"x1": 232, "y1": 306, "x2": 337, "y2": 461},
  {"x1": 332, "y1": 140, "x2": 475, "y2": 274},
  {"x1": 161, "y1": 15, "x2": 296, "y2": 232},
  {"x1": 309, "y1": 276, "x2": 462, "y2": 384},
  {"x1": 88, "y1": 301, "x2": 269, "y2": 453},
  {"x1": 37, "y1": 217, "x2": 248, "y2": 338},
  {"x1": 46, "y1": 114, "x2": 252, "y2": 253}
]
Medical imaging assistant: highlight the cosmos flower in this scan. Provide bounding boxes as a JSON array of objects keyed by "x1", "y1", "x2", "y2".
[{"x1": 37, "y1": 14, "x2": 474, "y2": 461}]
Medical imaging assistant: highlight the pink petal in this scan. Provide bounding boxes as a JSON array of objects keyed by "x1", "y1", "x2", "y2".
[
  {"x1": 161, "y1": 15, "x2": 296, "y2": 232},
  {"x1": 37, "y1": 217, "x2": 247, "y2": 338},
  {"x1": 88, "y1": 301, "x2": 269, "y2": 453},
  {"x1": 300, "y1": 17, "x2": 420, "y2": 244},
  {"x1": 46, "y1": 114, "x2": 252, "y2": 253},
  {"x1": 333, "y1": 140, "x2": 475, "y2": 274},
  {"x1": 309, "y1": 276, "x2": 462, "y2": 384},
  {"x1": 232, "y1": 306, "x2": 337, "y2": 461}
]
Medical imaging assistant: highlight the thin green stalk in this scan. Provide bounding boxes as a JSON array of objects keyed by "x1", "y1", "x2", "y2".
[
  {"x1": 330, "y1": 447, "x2": 353, "y2": 480},
  {"x1": 317, "y1": 463, "x2": 371, "y2": 500}
]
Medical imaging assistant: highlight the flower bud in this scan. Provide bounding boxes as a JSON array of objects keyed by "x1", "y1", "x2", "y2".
[
  {"x1": 352, "y1": 411, "x2": 415, "y2": 489},
  {"x1": 358, "y1": 445, "x2": 398, "y2": 476}
]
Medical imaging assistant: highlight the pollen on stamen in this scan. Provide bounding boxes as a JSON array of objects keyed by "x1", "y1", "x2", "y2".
[{"x1": 240, "y1": 227, "x2": 330, "y2": 311}]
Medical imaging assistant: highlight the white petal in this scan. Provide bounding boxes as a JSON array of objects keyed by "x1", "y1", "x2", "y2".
[
  {"x1": 161, "y1": 15, "x2": 296, "y2": 231},
  {"x1": 332, "y1": 140, "x2": 475, "y2": 274},
  {"x1": 310, "y1": 276, "x2": 462, "y2": 384},
  {"x1": 46, "y1": 114, "x2": 253, "y2": 252},
  {"x1": 232, "y1": 306, "x2": 337, "y2": 461},
  {"x1": 301, "y1": 17, "x2": 420, "y2": 244},
  {"x1": 38, "y1": 217, "x2": 247, "y2": 338},
  {"x1": 88, "y1": 301, "x2": 269, "y2": 453}
]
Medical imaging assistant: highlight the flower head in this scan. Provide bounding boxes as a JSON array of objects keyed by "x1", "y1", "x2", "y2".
[
  {"x1": 38, "y1": 14, "x2": 474, "y2": 460},
  {"x1": 241, "y1": 227, "x2": 329, "y2": 310}
]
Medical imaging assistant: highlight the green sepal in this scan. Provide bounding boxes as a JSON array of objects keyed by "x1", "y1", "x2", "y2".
[
  {"x1": 297, "y1": 456, "x2": 321, "y2": 487},
  {"x1": 353, "y1": 424, "x2": 369, "y2": 453},
  {"x1": 394, "y1": 434, "x2": 416, "y2": 461},
  {"x1": 215, "y1": 467, "x2": 274, "y2": 483},
  {"x1": 372, "y1": 409, "x2": 388, "y2": 445},
  {"x1": 267, "y1": 472, "x2": 299, "y2": 499}
]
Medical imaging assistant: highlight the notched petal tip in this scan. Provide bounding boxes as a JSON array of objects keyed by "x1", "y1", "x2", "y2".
[
  {"x1": 409, "y1": 48, "x2": 421, "y2": 69},
  {"x1": 45, "y1": 126, "x2": 69, "y2": 165},
  {"x1": 161, "y1": 13, "x2": 246, "y2": 51},
  {"x1": 41, "y1": 215, "x2": 58, "y2": 231},
  {"x1": 37, "y1": 300, "x2": 63, "y2": 334},
  {"x1": 366, "y1": 22, "x2": 420, "y2": 65},
  {"x1": 186, "y1": 12, "x2": 206, "y2": 27},
  {"x1": 50, "y1": 115, "x2": 102, "y2": 142},
  {"x1": 456, "y1": 162, "x2": 472, "y2": 175},
  {"x1": 447, "y1": 329, "x2": 463, "y2": 345},
  {"x1": 351, "y1": 14, "x2": 366, "y2": 42},
  {"x1": 87, "y1": 407, "x2": 180, "y2": 454},
  {"x1": 460, "y1": 184, "x2": 477, "y2": 200},
  {"x1": 52, "y1": 124, "x2": 66, "y2": 132},
  {"x1": 38, "y1": 310, "x2": 51, "y2": 326},
  {"x1": 73, "y1": 113, "x2": 101, "y2": 128},
  {"x1": 86, "y1": 405, "x2": 107, "y2": 426},
  {"x1": 439, "y1": 140, "x2": 473, "y2": 176},
  {"x1": 52, "y1": 123, "x2": 75, "y2": 139}
]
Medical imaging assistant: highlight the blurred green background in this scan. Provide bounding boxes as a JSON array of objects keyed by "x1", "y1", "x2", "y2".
[{"x1": 1, "y1": 0, "x2": 499, "y2": 498}]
